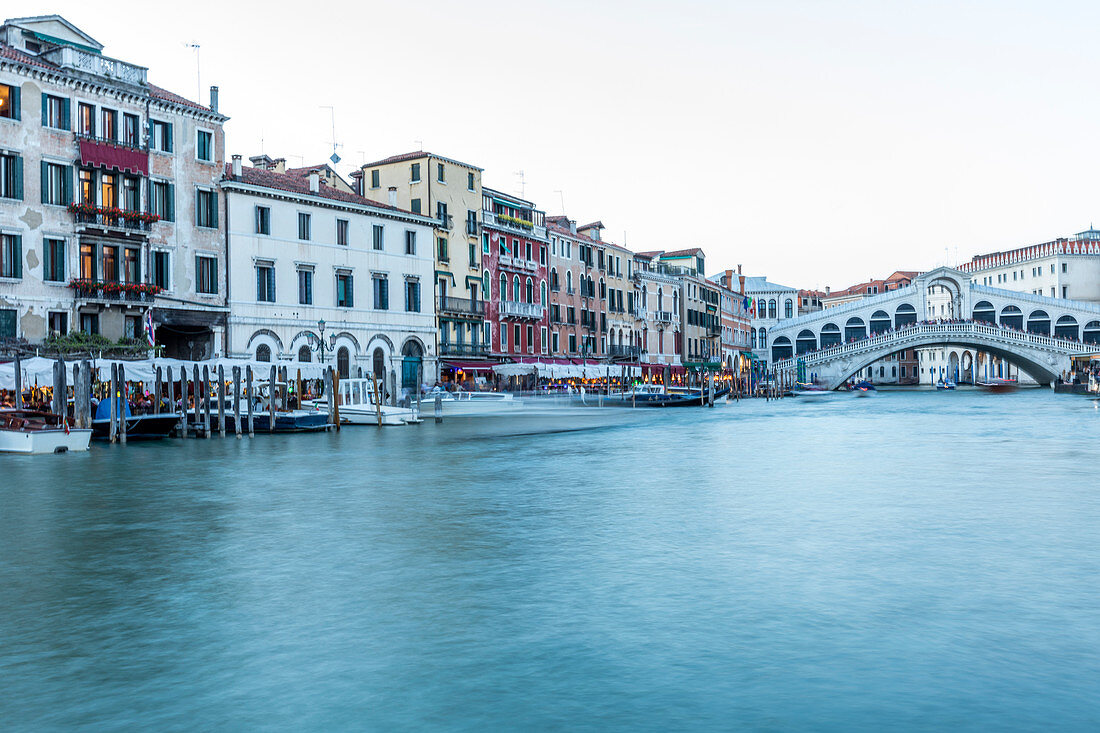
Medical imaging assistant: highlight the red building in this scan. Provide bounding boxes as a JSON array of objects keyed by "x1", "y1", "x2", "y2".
[{"x1": 482, "y1": 188, "x2": 549, "y2": 359}]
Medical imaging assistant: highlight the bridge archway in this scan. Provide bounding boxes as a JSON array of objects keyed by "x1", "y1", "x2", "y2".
[
  {"x1": 962, "y1": 351, "x2": 973, "y2": 383},
  {"x1": 820, "y1": 323, "x2": 841, "y2": 348},
  {"x1": 894, "y1": 303, "x2": 917, "y2": 328},
  {"x1": 948, "y1": 352, "x2": 960, "y2": 382},
  {"x1": 796, "y1": 330, "x2": 816, "y2": 355},
  {"x1": 973, "y1": 301, "x2": 996, "y2": 323},
  {"x1": 1055, "y1": 315, "x2": 1078, "y2": 340},
  {"x1": 924, "y1": 272, "x2": 967, "y2": 319},
  {"x1": 1084, "y1": 321, "x2": 1100, "y2": 344},
  {"x1": 869, "y1": 310, "x2": 891, "y2": 336},
  {"x1": 845, "y1": 317, "x2": 866, "y2": 342},
  {"x1": 1027, "y1": 310, "x2": 1051, "y2": 336},
  {"x1": 772, "y1": 336, "x2": 792, "y2": 360},
  {"x1": 1000, "y1": 305, "x2": 1023, "y2": 330}
]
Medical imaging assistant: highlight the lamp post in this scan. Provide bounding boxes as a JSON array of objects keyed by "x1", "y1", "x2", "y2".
[{"x1": 317, "y1": 319, "x2": 327, "y2": 365}]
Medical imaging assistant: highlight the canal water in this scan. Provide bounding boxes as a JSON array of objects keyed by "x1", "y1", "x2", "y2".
[{"x1": 2, "y1": 390, "x2": 1099, "y2": 730}]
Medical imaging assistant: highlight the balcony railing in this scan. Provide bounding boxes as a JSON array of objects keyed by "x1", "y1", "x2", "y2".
[
  {"x1": 41, "y1": 46, "x2": 148, "y2": 85},
  {"x1": 499, "y1": 300, "x2": 545, "y2": 320},
  {"x1": 608, "y1": 345, "x2": 641, "y2": 359},
  {"x1": 498, "y1": 254, "x2": 538, "y2": 273},
  {"x1": 69, "y1": 203, "x2": 158, "y2": 233},
  {"x1": 437, "y1": 296, "x2": 486, "y2": 317},
  {"x1": 481, "y1": 210, "x2": 547, "y2": 239},
  {"x1": 439, "y1": 343, "x2": 489, "y2": 357},
  {"x1": 76, "y1": 133, "x2": 146, "y2": 152},
  {"x1": 69, "y1": 279, "x2": 161, "y2": 304},
  {"x1": 655, "y1": 311, "x2": 674, "y2": 323}
]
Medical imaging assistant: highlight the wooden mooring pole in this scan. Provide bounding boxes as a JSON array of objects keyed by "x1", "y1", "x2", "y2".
[
  {"x1": 218, "y1": 365, "x2": 226, "y2": 437},
  {"x1": 233, "y1": 366, "x2": 242, "y2": 439},
  {"x1": 246, "y1": 366, "x2": 255, "y2": 437}
]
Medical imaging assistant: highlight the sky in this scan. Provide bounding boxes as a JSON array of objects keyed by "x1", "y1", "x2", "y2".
[{"x1": 28, "y1": 0, "x2": 1100, "y2": 290}]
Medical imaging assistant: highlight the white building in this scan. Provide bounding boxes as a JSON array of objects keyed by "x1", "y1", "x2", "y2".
[
  {"x1": 743, "y1": 275, "x2": 799, "y2": 361},
  {"x1": 221, "y1": 155, "x2": 438, "y2": 396}
]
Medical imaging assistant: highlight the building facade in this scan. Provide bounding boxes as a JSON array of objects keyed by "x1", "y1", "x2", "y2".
[
  {"x1": 482, "y1": 187, "x2": 548, "y2": 359},
  {"x1": 632, "y1": 252, "x2": 683, "y2": 367},
  {"x1": 222, "y1": 155, "x2": 437, "y2": 392},
  {"x1": 0, "y1": 14, "x2": 229, "y2": 358},
  {"x1": 959, "y1": 229, "x2": 1100, "y2": 302},
  {"x1": 710, "y1": 268, "x2": 751, "y2": 369}
]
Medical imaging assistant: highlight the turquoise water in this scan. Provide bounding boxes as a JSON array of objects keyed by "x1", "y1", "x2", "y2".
[{"x1": 2, "y1": 390, "x2": 1099, "y2": 730}]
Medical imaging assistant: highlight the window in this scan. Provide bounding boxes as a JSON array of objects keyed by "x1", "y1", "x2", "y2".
[
  {"x1": 337, "y1": 219, "x2": 349, "y2": 246},
  {"x1": 405, "y1": 230, "x2": 416, "y2": 255},
  {"x1": 80, "y1": 242, "x2": 96, "y2": 279},
  {"x1": 552, "y1": 331, "x2": 559, "y2": 353},
  {"x1": 0, "y1": 83, "x2": 18, "y2": 120},
  {"x1": 43, "y1": 237, "x2": 65, "y2": 282},
  {"x1": 370, "y1": 169, "x2": 380, "y2": 188},
  {"x1": 48, "y1": 311, "x2": 67, "y2": 337},
  {"x1": 373, "y1": 275, "x2": 389, "y2": 309},
  {"x1": 469, "y1": 241, "x2": 476, "y2": 265},
  {"x1": 80, "y1": 313, "x2": 99, "y2": 335},
  {"x1": 125, "y1": 315, "x2": 140, "y2": 339},
  {"x1": 436, "y1": 162, "x2": 445, "y2": 182},
  {"x1": 568, "y1": 333, "x2": 576, "y2": 353},
  {"x1": 482, "y1": 233, "x2": 489, "y2": 254},
  {"x1": 298, "y1": 212, "x2": 311, "y2": 240},
  {"x1": 153, "y1": 251, "x2": 170, "y2": 289},
  {"x1": 336, "y1": 272, "x2": 353, "y2": 308},
  {"x1": 123, "y1": 176, "x2": 139, "y2": 211},
  {"x1": 437, "y1": 236, "x2": 448, "y2": 261},
  {"x1": 405, "y1": 279, "x2": 420, "y2": 312},
  {"x1": 196, "y1": 255, "x2": 218, "y2": 294},
  {"x1": 150, "y1": 120, "x2": 173, "y2": 152},
  {"x1": 256, "y1": 262, "x2": 275, "y2": 302},
  {"x1": 149, "y1": 180, "x2": 174, "y2": 222},
  {"x1": 101, "y1": 245, "x2": 119, "y2": 283},
  {"x1": 0, "y1": 233, "x2": 22, "y2": 278},
  {"x1": 410, "y1": 163, "x2": 421, "y2": 182},
  {"x1": 100, "y1": 171, "x2": 117, "y2": 208},
  {"x1": 514, "y1": 324, "x2": 521, "y2": 352},
  {"x1": 527, "y1": 325, "x2": 534, "y2": 354},
  {"x1": 298, "y1": 269, "x2": 313, "y2": 305},
  {"x1": 78, "y1": 103, "x2": 94, "y2": 136},
  {"x1": 467, "y1": 171, "x2": 475, "y2": 191},
  {"x1": 373, "y1": 224, "x2": 384, "y2": 250},
  {"x1": 196, "y1": 189, "x2": 218, "y2": 228},
  {"x1": 100, "y1": 108, "x2": 117, "y2": 140},
  {"x1": 41, "y1": 162, "x2": 70, "y2": 205},
  {"x1": 254, "y1": 205, "x2": 270, "y2": 234},
  {"x1": 123, "y1": 113, "x2": 139, "y2": 146},
  {"x1": 196, "y1": 130, "x2": 213, "y2": 162},
  {"x1": 78, "y1": 168, "x2": 94, "y2": 204},
  {"x1": 411, "y1": 198, "x2": 421, "y2": 214},
  {"x1": 1063, "y1": 286, "x2": 1068, "y2": 298},
  {"x1": 42, "y1": 94, "x2": 69, "y2": 130},
  {"x1": 784, "y1": 299, "x2": 793, "y2": 319},
  {"x1": 501, "y1": 323, "x2": 508, "y2": 350},
  {"x1": 1062, "y1": 263, "x2": 1068, "y2": 273},
  {"x1": 0, "y1": 153, "x2": 22, "y2": 200}
]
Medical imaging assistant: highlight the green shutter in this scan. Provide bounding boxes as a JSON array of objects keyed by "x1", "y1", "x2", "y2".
[
  {"x1": 165, "y1": 122, "x2": 173, "y2": 152},
  {"x1": 211, "y1": 193, "x2": 218, "y2": 229},
  {"x1": 195, "y1": 191, "x2": 201, "y2": 226},
  {"x1": 61, "y1": 97, "x2": 70, "y2": 130},
  {"x1": 11, "y1": 85, "x2": 19, "y2": 121},
  {"x1": 147, "y1": 117, "x2": 153, "y2": 147},
  {"x1": 166, "y1": 183, "x2": 175, "y2": 222},
  {"x1": 39, "y1": 160, "x2": 47, "y2": 204},
  {"x1": 64, "y1": 165, "x2": 73, "y2": 205},
  {"x1": 12, "y1": 235, "x2": 21, "y2": 279},
  {"x1": 40, "y1": 92, "x2": 47, "y2": 126},
  {"x1": 12, "y1": 156, "x2": 22, "y2": 200}
]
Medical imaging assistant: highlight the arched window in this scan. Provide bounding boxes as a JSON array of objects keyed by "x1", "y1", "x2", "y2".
[
  {"x1": 401, "y1": 340, "x2": 423, "y2": 390},
  {"x1": 1027, "y1": 309, "x2": 1051, "y2": 336},
  {"x1": 372, "y1": 347, "x2": 385, "y2": 378},
  {"x1": 483, "y1": 270, "x2": 490, "y2": 299},
  {"x1": 513, "y1": 275, "x2": 520, "y2": 302},
  {"x1": 673, "y1": 291, "x2": 678, "y2": 313},
  {"x1": 599, "y1": 278, "x2": 606, "y2": 300},
  {"x1": 784, "y1": 299, "x2": 793, "y2": 319},
  {"x1": 796, "y1": 329, "x2": 816, "y2": 355},
  {"x1": 540, "y1": 281, "x2": 547, "y2": 305},
  {"x1": 1055, "y1": 315, "x2": 1078, "y2": 340},
  {"x1": 256, "y1": 344, "x2": 271, "y2": 362},
  {"x1": 1000, "y1": 305, "x2": 1023, "y2": 329},
  {"x1": 972, "y1": 301, "x2": 995, "y2": 323},
  {"x1": 751, "y1": 328, "x2": 757, "y2": 349},
  {"x1": 337, "y1": 346, "x2": 350, "y2": 379},
  {"x1": 1083, "y1": 321, "x2": 1100, "y2": 344},
  {"x1": 820, "y1": 323, "x2": 841, "y2": 348},
  {"x1": 895, "y1": 303, "x2": 917, "y2": 328},
  {"x1": 566, "y1": 271, "x2": 573, "y2": 293},
  {"x1": 869, "y1": 310, "x2": 891, "y2": 335},
  {"x1": 759, "y1": 327, "x2": 767, "y2": 348},
  {"x1": 525, "y1": 277, "x2": 533, "y2": 303},
  {"x1": 298, "y1": 345, "x2": 311, "y2": 362},
  {"x1": 770, "y1": 335, "x2": 790, "y2": 359},
  {"x1": 658, "y1": 288, "x2": 663, "y2": 311},
  {"x1": 550, "y1": 268, "x2": 558, "y2": 290},
  {"x1": 845, "y1": 317, "x2": 866, "y2": 342},
  {"x1": 768, "y1": 299, "x2": 776, "y2": 319},
  {"x1": 499, "y1": 274, "x2": 507, "y2": 302}
]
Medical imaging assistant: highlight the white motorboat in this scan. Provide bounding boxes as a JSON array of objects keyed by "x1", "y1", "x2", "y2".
[
  {"x1": 308, "y1": 378, "x2": 417, "y2": 426},
  {"x1": 0, "y1": 409, "x2": 92, "y2": 454},
  {"x1": 424, "y1": 388, "x2": 524, "y2": 416}
]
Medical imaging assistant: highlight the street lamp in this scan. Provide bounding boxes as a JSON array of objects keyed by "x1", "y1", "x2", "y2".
[{"x1": 312, "y1": 320, "x2": 336, "y2": 365}]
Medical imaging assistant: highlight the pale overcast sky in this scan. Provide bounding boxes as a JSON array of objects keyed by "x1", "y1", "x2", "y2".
[{"x1": 31, "y1": 0, "x2": 1100, "y2": 289}]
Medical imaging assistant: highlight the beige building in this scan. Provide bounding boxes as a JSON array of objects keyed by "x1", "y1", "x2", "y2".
[{"x1": 360, "y1": 152, "x2": 485, "y2": 359}]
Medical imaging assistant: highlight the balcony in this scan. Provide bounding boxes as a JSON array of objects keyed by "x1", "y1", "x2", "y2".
[
  {"x1": 499, "y1": 300, "x2": 545, "y2": 320},
  {"x1": 632, "y1": 307, "x2": 647, "y2": 319},
  {"x1": 498, "y1": 254, "x2": 538, "y2": 273},
  {"x1": 437, "y1": 296, "x2": 486, "y2": 318},
  {"x1": 437, "y1": 213, "x2": 453, "y2": 231},
  {"x1": 439, "y1": 343, "x2": 489, "y2": 357},
  {"x1": 69, "y1": 203, "x2": 158, "y2": 235},
  {"x1": 41, "y1": 46, "x2": 148, "y2": 86},
  {"x1": 608, "y1": 345, "x2": 641, "y2": 359},
  {"x1": 482, "y1": 210, "x2": 547, "y2": 240},
  {"x1": 655, "y1": 311, "x2": 674, "y2": 323},
  {"x1": 69, "y1": 279, "x2": 161, "y2": 305}
]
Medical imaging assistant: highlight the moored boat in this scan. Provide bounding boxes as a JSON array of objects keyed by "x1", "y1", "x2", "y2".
[
  {"x1": 91, "y1": 398, "x2": 180, "y2": 440},
  {"x1": 0, "y1": 409, "x2": 92, "y2": 454},
  {"x1": 307, "y1": 378, "x2": 417, "y2": 425},
  {"x1": 977, "y1": 378, "x2": 1018, "y2": 393}
]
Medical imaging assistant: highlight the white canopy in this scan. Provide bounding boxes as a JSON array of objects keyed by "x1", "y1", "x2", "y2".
[{"x1": 489, "y1": 362, "x2": 641, "y2": 380}]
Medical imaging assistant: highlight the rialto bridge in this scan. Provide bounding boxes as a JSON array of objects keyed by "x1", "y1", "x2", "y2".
[{"x1": 769, "y1": 267, "x2": 1100, "y2": 389}]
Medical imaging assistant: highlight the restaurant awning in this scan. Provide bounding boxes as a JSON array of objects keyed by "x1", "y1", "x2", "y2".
[{"x1": 441, "y1": 360, "x2": 495, "y2": 373}]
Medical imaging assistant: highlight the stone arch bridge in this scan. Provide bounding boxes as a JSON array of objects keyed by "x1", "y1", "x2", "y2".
[{"x1": 769, "y1": 267, "x2": 1100, "y2": 389}]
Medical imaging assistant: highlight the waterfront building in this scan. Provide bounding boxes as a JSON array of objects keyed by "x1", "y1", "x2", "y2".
[
  {"x1": 709, "y1": 268, "x2": 752, "y2": 370},
  {"x1": 797, "y1": 289, "x2": 825, "y2": 315},
  {"x1": 632, "y1": 251, "x2": 683, "y2": 370},
  {"x1": 482, "y1": 187, "x2": 548, "y2": 359},
  {"x1": 657, "y1": 249, "x2": 721, "y2": 370},
  {"x1": 604, "y1": 236, "x2": 636, "y2": 361},
  {"x1": 0, "y1": 14, "x2": 229, "y2": 358},
  {"x1": 359, "y1": 152, "x2": 487, "y2": 377},
  {"x1": 959, "y1": 228, "x2": 1100, "y2": 302},
  {"x1": 221, "y1": 154, "x2": 438, "y2": 390},
  {"x1": 743, "y1": 275, "x2": 799, "y2": 361}
]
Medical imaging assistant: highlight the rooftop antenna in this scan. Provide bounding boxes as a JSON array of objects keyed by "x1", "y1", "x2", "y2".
[
  {"x1": 357, "y1": 150, "x2": 367, "y2": 165},
  {"x1": 319, "y1": 106, "x2": 341, "y2": 164},
  {"x1": 414, "y1": 139, "x2": 423, "y2": 151},
  {"x1": 554, "y1": 189, "x2": 565, "y2": 215},
  {"x1": 185, "y1": 43, "x2": 201, "y2": 101},
  {"x1": 514, "y1": 170, "x2": 526, "y2": 197}
]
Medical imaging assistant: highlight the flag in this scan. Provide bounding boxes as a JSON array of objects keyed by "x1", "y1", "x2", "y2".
[{"x1": 144, "y1": 310, "x2": 156, "y2": 347}]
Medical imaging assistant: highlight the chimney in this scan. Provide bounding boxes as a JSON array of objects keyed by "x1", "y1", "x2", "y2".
[
  {"x1": 231, "y1": 154, "x2": 242, "y2": 178},
  {"x1": 388, "y1": 186, "x2": 398, "y2": 207},
  {"x1": 736, "y1": 264, "x2": 742, "y2": 275},
  {"x1": 209, "y1": 85, "x2": 219, "y2": 114},
  {"x1": 825, "y1": 285, "x2": 831, "y2": 295},
  {"x1": 272, "y1": 158, "x2": 286, "y2": 174},
  {"x1": 309, "y1": 170, "x2": 320, "y2": 193}
]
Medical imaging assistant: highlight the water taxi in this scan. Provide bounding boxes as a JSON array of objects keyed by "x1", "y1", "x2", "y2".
[
  {"x1": 308, "y1": 378, "x2": 417, "y2": 426},
  {"x1": 0, "y1": 409, "x2": 92, "y2": 454}
]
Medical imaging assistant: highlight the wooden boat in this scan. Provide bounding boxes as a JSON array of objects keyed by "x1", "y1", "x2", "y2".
[
  {"x1": 602, "y1": 383, "x2": 731, "y2": 407},
  {"x1": 90, "y1": 398, "x2": 180, "y2": 439},
  {"x1": 0, "y1": 409, "x2": 91, "y2": 454},
  {"x1": 977, "y1": 378, "x2": 1018, "y2": 393}
]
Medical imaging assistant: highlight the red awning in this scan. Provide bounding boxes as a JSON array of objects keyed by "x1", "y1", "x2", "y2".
[
  {"x1": 441, "y1": 360, "x2": 495, "y2": 373},
  {"x1": 79, "y1": 139, "x2": 149, "y2": 176}
]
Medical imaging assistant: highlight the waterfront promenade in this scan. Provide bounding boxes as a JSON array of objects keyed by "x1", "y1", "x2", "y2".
[{"x1": 2, "y1": 390, "x2": 1099, "y2": 729}]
